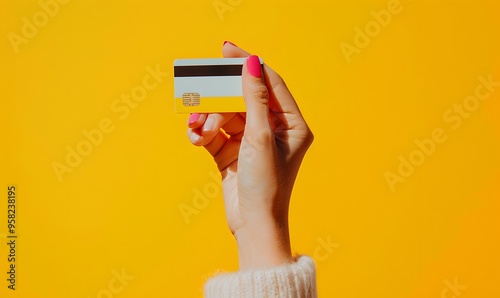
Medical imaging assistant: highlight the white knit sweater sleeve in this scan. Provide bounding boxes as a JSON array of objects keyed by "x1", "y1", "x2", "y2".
[{"x1": 204, "y1": 256, "x2": 317, "y2": 298}]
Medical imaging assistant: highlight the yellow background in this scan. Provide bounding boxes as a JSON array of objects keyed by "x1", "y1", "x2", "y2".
[{"x1": 1, "y1": 0, "x2": 499, "y2": 297}]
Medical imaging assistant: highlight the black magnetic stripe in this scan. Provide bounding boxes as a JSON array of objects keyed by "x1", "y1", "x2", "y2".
[{"x1": 174, "y1": 64, "x2": 243, "y2": 77}]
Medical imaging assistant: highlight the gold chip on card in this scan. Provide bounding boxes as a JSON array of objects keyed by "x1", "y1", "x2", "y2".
[{"x1": 182, "y1": 93, "x2": 200, "y2": 107}]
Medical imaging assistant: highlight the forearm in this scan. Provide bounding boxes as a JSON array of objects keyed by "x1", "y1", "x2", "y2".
[{"x1": 234, "y1": 215, "x2": 293, "y2": 270}]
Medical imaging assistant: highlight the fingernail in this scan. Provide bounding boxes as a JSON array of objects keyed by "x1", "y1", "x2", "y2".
[
  {"x1": 203, "y1": 117, "x2": 215, "y2": 132},
  {"x1": 190, "y1": 132, "x2": 200, "y2": 143},
  {"x1": 188, "y1": 113, "x2": 200, "y2": 125},
  {"x1": 247, "y1": 55, "x2": 262, "y2": 78},
  {"x1": 223, "y1": 41, "x2": 237, "y2": 47}
]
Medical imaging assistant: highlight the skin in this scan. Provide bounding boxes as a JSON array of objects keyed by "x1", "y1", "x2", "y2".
[{"x1": 187, "y1": 43, "x2": 314, "y2": 270}]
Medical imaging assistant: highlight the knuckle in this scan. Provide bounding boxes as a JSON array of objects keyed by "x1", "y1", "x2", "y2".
[
  {"x1": 299, "y1": 127, "x2": 314, "y2": 148},
  {"x1": 271, "y1": 76, "x2": 287, "y2": 91},
  {"x1": 249, "y1": 84, "x2": 269, "y2": 103},
  {"x1": 245, "y1": 128, "x2": 273, "y2": 150},
  {"x1": 306, "y1": 130, "x2": 314, "y2": 146}
]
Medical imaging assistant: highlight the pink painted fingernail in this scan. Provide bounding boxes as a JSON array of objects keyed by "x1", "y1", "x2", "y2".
[
  {"x1": 188, "y1": 113, "x2": 200, "y2": 125},
  {"x1": 223, "y1": 41, "x2": 237, "y2": 47},
  {"x1": 247, "y1": 55, "x2": 261, "y2": 78}
]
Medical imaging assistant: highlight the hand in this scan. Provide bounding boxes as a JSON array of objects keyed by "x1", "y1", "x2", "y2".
[{"x1": 187, "y1": 43, "x2": 314, "y2": 270}]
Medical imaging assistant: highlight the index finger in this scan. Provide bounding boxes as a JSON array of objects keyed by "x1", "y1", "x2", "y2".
[{"x1": 222, "y1": 42, "x2": 302, "y2": 116}]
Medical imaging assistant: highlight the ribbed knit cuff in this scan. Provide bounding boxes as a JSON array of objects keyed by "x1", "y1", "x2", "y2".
[{"x1": 204, "y1": 255, "x2": 317, "y2": 298}]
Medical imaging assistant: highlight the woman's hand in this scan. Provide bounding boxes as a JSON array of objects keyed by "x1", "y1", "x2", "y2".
[{"x1": 187, "y1": 43, "x2": 314, "y2": 270}]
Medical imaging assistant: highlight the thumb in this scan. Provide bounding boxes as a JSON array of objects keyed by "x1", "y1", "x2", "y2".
[{"x1": 242, "y1": 55, "x2": 271, "y2": 133}]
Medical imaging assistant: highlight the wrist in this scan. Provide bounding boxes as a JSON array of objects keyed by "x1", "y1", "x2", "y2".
[{"x1": 233, "y1": 215, "x2": 292, "y2": 270}]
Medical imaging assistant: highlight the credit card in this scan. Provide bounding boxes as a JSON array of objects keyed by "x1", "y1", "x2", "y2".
[{"x1": 173, "y1": 58, "x2": 263, "y2": 113}]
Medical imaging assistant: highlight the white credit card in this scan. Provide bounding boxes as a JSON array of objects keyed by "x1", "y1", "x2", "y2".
[{"x1": 173, "y1": 58, "x2": 263, "y2": 113}]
